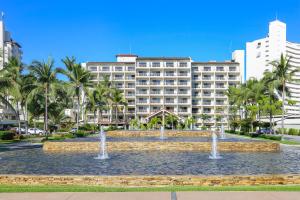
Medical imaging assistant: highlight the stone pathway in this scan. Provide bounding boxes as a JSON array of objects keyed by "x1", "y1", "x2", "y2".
[{"x1": 1, "y1": 192, "x2": 300, "y2": 200}]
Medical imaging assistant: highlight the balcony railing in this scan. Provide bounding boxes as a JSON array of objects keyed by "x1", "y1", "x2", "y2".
[
  {"x1": 216, "y1": 85, "x2": 225, "y2": 88},
  {"x1": 165, "y1": 101, "x2": 175, "y2": 104},
  {"x1": 178, "y1": 82, "x2": 188, "y2": 85},
  {"x1": 137, "y1": 82, "x2": 148, "y2": 85},
  {"x1": 229, "y1": 68, "x2": 237, "y2": 72},
  {"x1": 151, "y1": 101, "x2": 161, "y2": 103},
  {"x1": 178, "y1": 91, "x2": 188, "y2": 94},
  {"x1": 165, "y1": 91, "x2": 175, "y2": 94},
  {"x1": 203, "y1": 77, "x2": 211, "y2": 80},
  {"x1": 203, "y1": 85, "x2": 211, "y2": 88},
  {"x1": 151, "y1": 82, "x2": 161, "y2": 85},
  {"x1": 150, "y1": 73, "x2": 160, "y2": 76},
  {"x1": 178, "y1": 73, "x2": 188, "y2": 76},
  {"x1": 138, "y1": 73, "x2": 148, "y2": 76},
  {"x1": 165, "y1": 73, "x2": 174, "y2": 76},
  {"x1": 151, "y1": 91, "x2": 161, "y2": 94},
  {"x1": 165, "y1": 82, "x2": 175, "y2": 86},
  {"x1": 137, "y1": 91, "x2": 148, "y2": 95}
]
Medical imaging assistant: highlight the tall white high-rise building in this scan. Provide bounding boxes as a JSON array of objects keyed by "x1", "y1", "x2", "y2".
[
  {"x1": 83, "y1": 51, "x2": 244, "y2": 128},
  {"x1": 0, "y1": 19, "x2": 22, "y2": 70},
  {"x1": 246, "y1": 20, "x2": 300, "y2": 115}
]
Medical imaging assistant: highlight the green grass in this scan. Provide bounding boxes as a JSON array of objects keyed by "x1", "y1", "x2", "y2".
[
  {"x1": 280, "y1": 140, "x2": 300, "y2": 145},
  {"x1": 1, "y1": 184, "x2": 300, "y2": 192},
  {"x1": 227, "y1": 133, "x2": 300, "y2": 145}
]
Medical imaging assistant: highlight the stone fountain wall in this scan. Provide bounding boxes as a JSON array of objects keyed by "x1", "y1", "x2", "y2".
[
  {"x1": 43, "y1": 141, "x2": 280, "y2": 152},
  {"x1": 107, "y1": 130, "x2": 211, "y2": 137},
  {"x1": 0, "y1": 174, "x2": 299, "y2": 187}
]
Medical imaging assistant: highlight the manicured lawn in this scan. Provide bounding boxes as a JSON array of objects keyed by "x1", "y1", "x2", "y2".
[
  {"x1": 227, "y1": 133, "x2": 300, "y2": 145},
  {"x1": 1, "y1": 184, "x2": 300, "y2": 192}
]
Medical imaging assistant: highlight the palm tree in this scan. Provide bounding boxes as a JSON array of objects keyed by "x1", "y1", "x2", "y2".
[
  {"x1": 166, "y1": 114, "x2": 177, "y2": 130},
  {"x1": 271, "y1": 54, "x2": 299, "y2": 130},
  {"x1": 28, "y1": 58, "x2": 58, "y2": 138},
  {"x1": 109, "y1": 88, "x2": 127, "y2": 127},
  {"x1": 60, "y1": 56, "x2": 92, "y2": 132},
  {"x1": 0, "y1": 57, "x2": 24, "y2": 134}
]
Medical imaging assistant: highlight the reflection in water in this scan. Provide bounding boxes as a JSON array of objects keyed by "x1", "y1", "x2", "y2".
[{"x1": 0, "y1": 146, "x2": 300, "y2": 176}]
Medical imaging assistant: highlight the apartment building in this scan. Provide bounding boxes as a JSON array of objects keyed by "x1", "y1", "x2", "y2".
[
  {"x1": 0, "y1": 19, "x2": 22, "y2": 70},
  {"x1": 246, "y1": 20, "x2": 300, "y2": 116},
  {"x1": 84, "y1": 51, "x2": 243, "y2": 128}
]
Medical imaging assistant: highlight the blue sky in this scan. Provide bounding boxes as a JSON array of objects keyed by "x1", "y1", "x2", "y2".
[{"x1": 2, "y1": 0, "x2": 300, "y2": 68}]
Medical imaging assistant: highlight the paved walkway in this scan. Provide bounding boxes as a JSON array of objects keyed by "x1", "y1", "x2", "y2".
[{"x1": 1, "y1": 192, "x2": 300, "y2": 200}]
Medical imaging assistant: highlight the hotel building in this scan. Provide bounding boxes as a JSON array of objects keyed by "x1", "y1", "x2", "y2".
[
  {"x1": 246, "y1": 20, "x2": 300, "y2": 116},
  {"x1": 83, "y1": 51, "x2": 243, "y2": 128},
  {"x1": 0, "y1": 19, "x2": 22, "y2": 70}
]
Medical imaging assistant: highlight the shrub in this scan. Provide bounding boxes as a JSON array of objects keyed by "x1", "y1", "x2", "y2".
[
  {"x1": 298, "y1": 129, "x2": 300, "y2": 136},
  {"x1": 278, "y1": 128, "x2": 288, "y2": 134},
  {"x1": 288, "y1": 128, "x2": 298, "y2": 135},
  {"x1": 259, "y1": 134, "x2": 282, "y2": 141},
  {"x1": 0, "y1": 131, "x2": 15, "y2": 140},
  {"x1": 75, "y1": 131, "x2": 86, "y2": 137},
  {"x1": 79, "y1": 124, "x2": 97, "y2": 131}
]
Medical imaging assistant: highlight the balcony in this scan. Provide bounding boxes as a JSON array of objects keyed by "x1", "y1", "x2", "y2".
[
  {"x1": 203, "y1": 68, "x2": 211, "y2": 72},
  {"x1": 165, "y1": 101, "x2": 175, "y2": 104},
  {"x1": 203, "y1": 85, "x2": 211, "y2": 88},
  {"x1": 150, "y1": 100, "x2": 161, "y2": 104},
  {"x1": 165, "y1": 73, "x2": 174, "y2": 76},
  {"x1": 216, "y1": 67, "x2": 224, "y2": 72},
  {"x1": 137, "y1": 82, "x2": 148, "y2": 86},
  {"x1": 150, "y1": 73, "x2": 160, "y2": 76},
  {"x1": 127, "y1": 67, "x2": 135, "y2": 71},
  {"x1": 216, "y1": 85, "x2": 225, "y2": 89},
  {"x1": 165, "y1": 91, "x2": 175, "y2": 95},
  {"x1": 151, "y1": 82, "x2": 161, "y2": 86},
  {"x1": 179, "y1": 63, "x2": 188, "y2": 67},
  {"x1": 203, "y1": 93, "x2": 211, "y2": 97},
  {"x1": 137, "y1": 101, "x2": 148, "y2": 104},
  {"x1": 203, "y1": 77, "x2": 211, "y2": 80},
  {"x1": 126, "y1": 85, "x2": 135, "y2": 88},
  {"x1": 137, "y1": 110, "x2": 148, "y2": 113},
  {"x1": 229, "y1": 67, "x2": 237, "y2": 72},
  {"x1": 178, "y1": 73, "x2": 188, "y2": 76},
  {"x1": 178, "y1": 100, "x2": 188, "y2": 103},
  {"x1": 203, "y1": 102, "x2": 212, "y2": 105},
  {"x1": 150, "y1": 91, "x2": 161, "y2": 95},
  {"x1": 138, "y1": 73, "x2": 148, "y2": 76},
  {"x1": 136, "y1": 91, "x2": 148, "y2": 95},
  {"x1": 178, "y1": 91, "x2": 188, "y2": 95},
  {"x1": 165, "y1": 82, "x2": 175, "y2": 86},
  {"x1": 216, "y1": 77, "x2": 225, "y2": 80},
  {"x1": 229, "y1": 77, "x2": 237, "y2": 80},
  {"x1": 178, "y1": 82, "x2": 188, "y2": 86}
]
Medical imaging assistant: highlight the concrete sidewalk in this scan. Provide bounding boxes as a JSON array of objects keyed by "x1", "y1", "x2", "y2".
[{"x1": 0, "y1": 192, "x2": 300, "y2": 200}]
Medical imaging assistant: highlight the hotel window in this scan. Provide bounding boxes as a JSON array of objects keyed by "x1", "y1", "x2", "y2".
[
  {"x1": 115, "y1": 66, "x2": 123, "y2": 71},
  {"x1": 204, "y1": 67, "x2": 211, "y2": 71},
  {"x1": 152, "y1": 62, "x2": 160, "y2": 67},
  {"x1": 138, "y1": 62, "x2": 147, "y2": 67},
  {"x1": 179, "y1": 62, "x2": 187, "y2": 67},
  {"x1": 102, "y1": 66, "x2": 110, "y2": 71},
  {"x1": 89, "y1": 66, "x2": 97, "y2": 71},
  {"x1": 166, "y1": 62, "x2": 174, "y2": 67}
]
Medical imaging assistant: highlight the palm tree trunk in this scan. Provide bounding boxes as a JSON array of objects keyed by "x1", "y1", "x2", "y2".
[
  {"x1": 16, "y1": 102, "x2": 21, "y2": 135},
  {"x1": 115, "y1": 105, "x2": 118, "y2": 127},
  {"x1": 93, "y1": 110, "x2": 96, "y2": 134},
  {"x1": 77, "y1": 94, "x2": 80, "y2": 132},
  {"x1": 281, "y1": 82, "x2": 285, "y2": 132},
  {"x1": 45, "y1": 86, "x2": 48, "y2": 139}
]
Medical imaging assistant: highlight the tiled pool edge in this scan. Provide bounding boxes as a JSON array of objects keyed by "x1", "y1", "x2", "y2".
[
  {"x1": 0, "y1": 174, "x2": 299, "y2": 187},
  {"x1": 43, "y1": 141, "x2": 280, "y2": 152}
]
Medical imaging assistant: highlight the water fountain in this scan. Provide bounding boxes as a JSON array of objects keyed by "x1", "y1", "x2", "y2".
[
  {"x1": 94, "y1": 126, "x2": 108, "y2": 160},
  {"x1": 209, "y1": 131, "x2": 222, "y2": 159},
  {"x1": 220, "y1": 124, "x2": 226, "y2": 139},
  {"x1": 160, "y1": 126, "x2": 166, "y2": 140}
]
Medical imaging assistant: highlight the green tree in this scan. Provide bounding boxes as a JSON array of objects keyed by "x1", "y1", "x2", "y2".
[
  {"x1": 271, "y1": 54, "x2": 299, "y2": 130},
  {"x1": 60, "y1": 56, "x2": 92, "y2": 132},
  {"x1": 28, "y1": 58, "x2": 58, "y2": 138}
]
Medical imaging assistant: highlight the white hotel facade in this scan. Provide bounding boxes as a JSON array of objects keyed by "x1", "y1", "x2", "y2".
[
  {"x1": 246, "y1": 20, "x2": 300, "y2": 117},
  {"x1": 83, "y1": 51, "x2": 243, "y2": 128}
]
